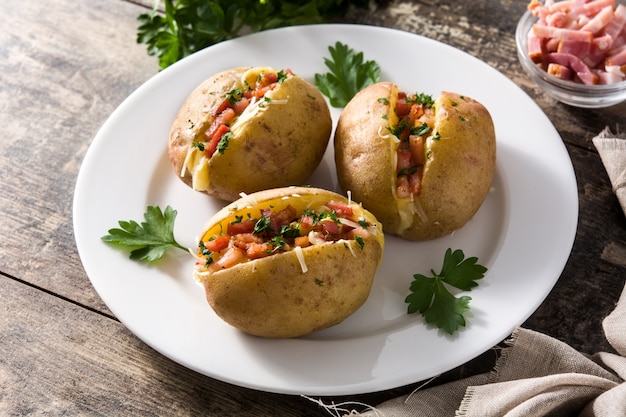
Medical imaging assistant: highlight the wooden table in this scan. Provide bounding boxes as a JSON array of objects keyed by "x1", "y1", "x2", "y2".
[{"x1": 2, "y1": 0, "x2": 625, "y2": 415}]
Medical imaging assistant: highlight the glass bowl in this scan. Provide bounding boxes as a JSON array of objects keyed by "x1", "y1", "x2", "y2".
[{"x1": 515, "y1": 9, "x2": 626, "y2": 108}]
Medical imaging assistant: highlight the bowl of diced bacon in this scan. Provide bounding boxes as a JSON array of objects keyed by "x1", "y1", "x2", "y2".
[{"x1": 516, "y1": 0, "x2": 626, "y2": 108}]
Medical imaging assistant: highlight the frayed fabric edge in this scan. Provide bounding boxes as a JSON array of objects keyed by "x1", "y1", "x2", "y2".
[
  {"x1": 594, "y1": 125, "x2": 625, "y2": 140},
  {"x1": 489, "y1": 327, "x2": 521, "y2": 383},
  {"x1": 455, "y1": 327, "x2": 522, "y2": 416}
]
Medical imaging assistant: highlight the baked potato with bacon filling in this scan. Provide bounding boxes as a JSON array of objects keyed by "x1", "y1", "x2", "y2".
[
  {"x1": 194, "y1": 186, "x2": 384, "y2": 338},
  {"x1": 169, "y1": 67, "x2": 332, "y2": 201},
  {"x1": 335, "y1": 82, "x2": 496, "y2": 240}
]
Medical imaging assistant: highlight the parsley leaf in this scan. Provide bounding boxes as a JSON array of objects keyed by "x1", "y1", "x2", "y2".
[
  {"x1": 101, "y1": 205, "x2": 187, "y2": 263},
  {"x1": 137, "y1": 0, "x2": 382, "y2": 69},
  {"x1": 405, "y1": 248, "x2": 487, "y2": 335},
  {"x1": 314, "y1": 42, "x2": 381, "y2": 108}
]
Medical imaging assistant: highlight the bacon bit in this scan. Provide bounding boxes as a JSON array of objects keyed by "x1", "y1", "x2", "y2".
[
  {"x1": 533, "y1": 25, "x2": 594, "y2": 43},
  {"x1": 526, "y1": 0, "x2": 626, "y2": 85},
  {"x1": 246, "y1": 242, "x2": 272, "y2": 260},
  {"x1": 227, "y1": 219, "x2": 257, "y2": 235},
  {"x1": 607, "y1": 44, "x2": 626, "y2": 66},
  {"x1": 204, "y1": 235, "x2": 230, "y2": 252},
  {"x1": 581, "y1": 6, "x2": 615, "y2": 34},
  {"x1": 212, "y1": 247, "x2": 245, "y2": 270},
  {"x1": 548, "y1": 62, "x2": 576, "y2": 79},
  {"x1": 545, "y1": 52, "x2": 599, "y2": 84}
]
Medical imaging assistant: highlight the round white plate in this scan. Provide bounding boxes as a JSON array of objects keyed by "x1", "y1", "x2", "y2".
[{"x1": 73, "y1": 24, "x2": 578, "y2": 396}]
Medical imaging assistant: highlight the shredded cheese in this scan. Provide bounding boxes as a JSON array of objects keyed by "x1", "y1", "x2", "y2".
[
  {"x1": 294, "y1": 246, "x2": 308, "y2": 273},
  {"x1": 345, "y1": 240, "x2": 357, "y2": 258}
]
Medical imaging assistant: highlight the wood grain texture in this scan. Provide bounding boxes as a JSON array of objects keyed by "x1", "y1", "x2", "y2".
[
  {"x1": 0, "y1": 0, "x2": 158, "y2": 312},
  {"x1": 1, "y1": 0, "x2": 625, "y2": 415}
]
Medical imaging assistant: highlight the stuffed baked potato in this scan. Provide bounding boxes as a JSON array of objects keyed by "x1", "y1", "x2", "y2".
[
  {"x1": 335, "y1": 82, "x2": 496, "y2": 240},
  {"x1": 194, "y1": 186, "x2": 384, "y2": 338},
  {"x1": 169, "y1": 67, "x2": 332, "y2": 201}
]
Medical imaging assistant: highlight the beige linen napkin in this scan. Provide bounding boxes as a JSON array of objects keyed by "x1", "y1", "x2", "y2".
[
  {"x1": 317, "y1": 281, "x2": 626, "y2": 417},
  {"x1": 593, "y1": 127, "x2": 626, "y2": 218}
]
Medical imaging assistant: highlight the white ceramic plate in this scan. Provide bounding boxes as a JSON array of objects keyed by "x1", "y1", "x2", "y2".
[{"x1": 73, "y1": 24, "x2": 578, "y2": 396}]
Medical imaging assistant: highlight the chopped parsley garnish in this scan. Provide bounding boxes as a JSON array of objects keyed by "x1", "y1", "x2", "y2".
[
  {"x1": 192, "y1": 141, "x2": 205, "y2": 151},
  {"x1": 253, "y1": 216, "x2": 272, "y2": 234},
  {"x1": 429, "y1": 132, "x2": 441, "y2": 141},
  {"x1": 217, "y1": 132, "x2": 231, "y2": 154},
  {"x1": 226, "y1": 88, "x2": 243, "y2": 104},
  {"x1": 397, "y1": 166, "x2": 418, "y2": 177},
  {"x1": 277, "y1": 69, "x2": 289, "y2": 84},
  {"x1": 406, "y1": 92, "x2": 435, "y2": 108},
  {"x1": 411, "y1": 122, "x2": 431, "y2": 136}
]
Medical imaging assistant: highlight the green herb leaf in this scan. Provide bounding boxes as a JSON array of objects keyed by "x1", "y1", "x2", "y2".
[
  {"x1": 101, "y1": 205, "x2": 187, "y2": 263},
  {"x1": 405, "y1": 248, "x2": 487, "y2": 334},
  {"x1": 314, "y1": 42, "x2": 381, "y2": 108},
  {"x1": 137, "y1": 0, "x2": 382, "y2": 70}
]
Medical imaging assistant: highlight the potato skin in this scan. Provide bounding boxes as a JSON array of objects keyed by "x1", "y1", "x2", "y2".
[
  {"x1": 169, "y1": 67, "x2": 332, "y2": 201},
  {"x1": 195, "y1": 186, "x2": 384, "y2": 338},
  {"x1": 335, "y1": 82, "x2": 496, "y2": 240}
]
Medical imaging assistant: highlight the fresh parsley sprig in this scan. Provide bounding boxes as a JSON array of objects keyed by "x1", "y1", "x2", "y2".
[
  {"x1": 101, "y1": 205, "x2": 187, "y2": 263},
  {"x1": 405, "y1": 248, "x2": 488, "y2": 335},
  {"x1": 137, "y1": 0, "x2": 381, "y2": 69},
  {"x1": 314, "y1": 41, "x2": 381, "y2": 108}
]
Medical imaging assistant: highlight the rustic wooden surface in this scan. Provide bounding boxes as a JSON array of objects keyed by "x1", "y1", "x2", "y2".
[{"x1": 1, "y1": 0, "x2": 625, "y2": 415}]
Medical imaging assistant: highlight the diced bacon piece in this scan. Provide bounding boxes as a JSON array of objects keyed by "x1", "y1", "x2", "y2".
[
  {"x1": 582, "y1": 0, "x2": 616, "y2": 17},
  {"x1": 533, "y1": 24, "x2": 594, "y2": 43},
  {"x1": 549, "y1": 0, "x2": 577, "y2": 14},
  {"x1": 581, "y1": 6, "x2": 615, "y2": 33},
  {"x1": 546, "y1": 37, "x2": 561, "y2": 52},
  {"x1": 528, "y1": 32, "x2": 545, "y2": 63},
  {"x1": 557, "y1": 39, "x2": 591, "y2": 57},
  {"x1": 582, "y1": 34, "x2": 614, "y2": 67},
  {"x1": 598, "y1": 66, "x2": 625, "y2": 83},
  {"x1": 604, "y1": 5, "x2": 626, "y2": 39},
  {"x1": 547, "y1": 11, "x2": 569, "y2": 27},
  {"x1": 547, "y1": 62, "x2": 576, "y2": 80},
  {"x1": 614, "y1": 32, "x2": 626, "y2": 50},
  {"x1": 525, "y1": 0, "x2": 626, "y2": 85},
  {"x1": 607, "y1": 44, "x2": 626, "y2": 66},
  {"x1": 545, "y1": 52, "x2": 599, "y2": 84}
]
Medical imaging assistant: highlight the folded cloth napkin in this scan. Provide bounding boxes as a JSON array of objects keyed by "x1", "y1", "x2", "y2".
[
  {"x1": 326, "y1": 281, "x2": 626, "y2": 417},
  {"x1": 593, "y1": 127, "x2": 626, "y2": 218}
]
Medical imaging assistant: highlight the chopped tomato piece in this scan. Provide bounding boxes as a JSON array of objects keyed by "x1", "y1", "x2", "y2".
[
  {"x1": 326, "y1": 200, "x2": 353, "y2": 217},
  {"x1": 212, "y1": 98, "x2": 230, "y2": 117},
  {"x1": 232, "y1": 97, "x2": 250, "y2": 115},
  {"x1": 205, "y1": 124, "x2": 230, "y2": 156},
  {"x1": 259, "y1": 72, "x2": 278, "y2": 87}
]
